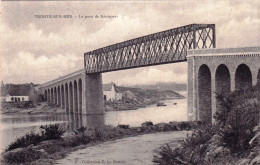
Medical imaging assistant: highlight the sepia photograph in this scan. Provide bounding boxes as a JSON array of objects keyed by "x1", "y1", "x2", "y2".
[{"x1": 0, "y1": 0, "x2": 259, "y2": 164}]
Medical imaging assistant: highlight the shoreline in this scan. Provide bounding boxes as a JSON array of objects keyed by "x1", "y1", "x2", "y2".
[
  {"x1": 1, "y1": 97, "x2": 184, "y2": 115},
  {"x1": 104, "y1": 97, "x2": 183, "y2": 112},
  {"x1": 1, "y1": 102, "x2": 67, "y2": 116}
]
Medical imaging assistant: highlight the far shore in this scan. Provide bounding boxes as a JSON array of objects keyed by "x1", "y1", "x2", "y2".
[
  {"x1": 0, "y1": 102, "x2": 65, "y2": 115},
  {"x1": 1, "y1": 97, "x2": 184, "y2": 116}
]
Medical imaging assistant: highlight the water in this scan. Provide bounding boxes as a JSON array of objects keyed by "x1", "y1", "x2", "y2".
[
  {"x1": 0, "y1": 99, "x2": 187, "y2": 153},
  {"x1": 105, "y1": 99, "x2": 187, "y2": 126}
]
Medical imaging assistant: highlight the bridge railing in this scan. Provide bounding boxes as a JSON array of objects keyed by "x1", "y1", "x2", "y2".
[{"x1": 84, "y1": 24, "x2": 215, "y2": 74}]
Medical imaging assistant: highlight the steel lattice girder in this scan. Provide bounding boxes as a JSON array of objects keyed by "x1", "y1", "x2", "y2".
[{"x1": 84, "y1": 24, "x2": 216, "y2": 74}]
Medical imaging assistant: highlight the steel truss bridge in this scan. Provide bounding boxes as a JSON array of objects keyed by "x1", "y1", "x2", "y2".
[{"x1": 84, "y1": 24, "x2": 216, "y2": 74}]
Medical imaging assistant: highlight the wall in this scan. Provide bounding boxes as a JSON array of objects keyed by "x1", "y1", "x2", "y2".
[
  {"x1": 103, "y1": 85, "x2": 116, "y2": 101},
  {"x1": 115, "y1": 93, "x2": 122, "y2": 100},
  {"x1": 6, "y1": 96, "x2": 29, "y2": 102},
  {"x1": 187, "y1": 47, "x2": 260, "y2": 123},
  {"x1": 103, "y1": 85, "x2": 122, "y2": 101}
]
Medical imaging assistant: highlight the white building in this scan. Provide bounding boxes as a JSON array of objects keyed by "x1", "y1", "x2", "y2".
[
  {"x1": 1, "y1": 83, "x2": 38, "y2": 103},
  {"x1": 5, "y1": 94, "x2": 29, "y2": 102},
  {"x1": 103, "y1": 82, "x2": 122, "y2": 101}
]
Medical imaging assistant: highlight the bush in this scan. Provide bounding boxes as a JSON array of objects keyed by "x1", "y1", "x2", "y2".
[
  {"x1": 180, "y1": 125, "x2": 217, "y2": 164},
  {"x1": 93, "y1": 129, "x2": 103, "y2": 140},
  {"x1": 40, "y1": 123, "x2": 65, "y2": 140},
  {"x1": 117, "y1": 124, "x2": 130, "y2": 129},
  {"x1": 177, "y1": 121, "x2": 193, "y2": 130},
  {"x1": 153, "y1": 124, "x2": 218, "y2": 165},
  {"x1": 74, "y1": 126, "x2": 87, "y2": 136},
  {"x1": 5, "y1": 123, "x2": 65, "y2": 152},
  {"x1": 183, "y1": 124, "x2": 216, "y2": 149},
  {"x1": 64, "y1": 126, "x2": 118, "y2": 147},
  {"x1": 215, "y1": 86, "x2": 260, "y2": 151},
  {"x1": 5, "y1": 132, "x2": 42, "y2": 152},
  {"x1": 154, "y1": 85, "x2": 260, "y2": 164},
  {"x1": 142, "y1": 121, "x2": 153, "y2": 126},
  {"x1": 153, "y1": 144, "x2": 188, "y2": 165},
  {"x1": 64, "y1": 135, "x2": 92, "y2": 147},
  {"x1": 3, "y1": 148, "x2": 42, "y2": 164}
]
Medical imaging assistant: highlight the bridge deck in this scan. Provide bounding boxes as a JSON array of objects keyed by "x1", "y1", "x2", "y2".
[{"x1": 84, "y1": 24, "x2": 215, "y2": 74}]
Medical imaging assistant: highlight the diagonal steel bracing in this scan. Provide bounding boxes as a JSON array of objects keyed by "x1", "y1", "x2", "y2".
[{"x1": 84, "y1": 24, "x2": 216, "y2": 74}]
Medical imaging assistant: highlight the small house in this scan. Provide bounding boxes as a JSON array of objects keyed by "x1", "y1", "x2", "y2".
[
  {"x1": 103, "y1": 82, "x2": 122, "y2": 101},
  {"x1": 1, "y1": 83, "x2": 38, "y2": 104}
]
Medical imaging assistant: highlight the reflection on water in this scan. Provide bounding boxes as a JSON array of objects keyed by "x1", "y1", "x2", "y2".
[
  {"x1": 105, "y1": 99, "x2": 187, "y2": 127},
  {"x1": 0, "y1": 99, "x2": 186, "y2": 152},
  {"x1": 66, "y1": 113, "x2": 105, "y2": 131}
]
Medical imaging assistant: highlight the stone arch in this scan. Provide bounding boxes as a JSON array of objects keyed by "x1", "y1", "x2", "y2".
[
  {"x1": 257, "y1": 69, "x2": 260, "y2": 100},
  {"x1": 51, "y1": 88, "x2": 54, "y2": 104},
  {"x1": 235, "y1": 64, "x2": 252, "y2": 90},
  {"x1": 61, "y1": 85, "x2": 65, "y2": 109},
  {"x1": 57, "y1": 86, "x2": 61, "y2": 106},
  {"x1": 257, "y1": 69, "x2": 260, "y2": 86},
  {"x1": 74, "y1": 80, "x2": 78, "y2": 113},
  {"x1": 48, "y1": 89, "x2": 50, "y2": 103},
  {"x1": 44, "y1": 90, "x2": 47, "y2": 101},
  {"x1": 215, "y1": 64, "x2": 231, "y2": 113},
  {"x1": 198, "y1": 64, "x2": 212, "y2": 123},
  {"x1": 215, "y1": 64, "x2": 231, "y2": 95},
  {"x1": 78, "y1": 79, "x2": 82, "y2": 114},
  {"x1": 54, "y1": 87, "x2": 57, "y2": 105},
  {"x1": 69, "y1": 82, "x2": 73, "y2": 113},
  {"x1": 65, "y1": 83, "x2": 69, "y2": 113}
]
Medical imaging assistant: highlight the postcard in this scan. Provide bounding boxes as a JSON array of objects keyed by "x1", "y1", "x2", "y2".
[{"x1": 1, "y1": 1, "x2": 259, "y2": 165}]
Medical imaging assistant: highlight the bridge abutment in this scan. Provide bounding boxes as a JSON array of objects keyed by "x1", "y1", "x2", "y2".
[{"x1": 187, "y1": 47, "x2": 260, "y2": 124}]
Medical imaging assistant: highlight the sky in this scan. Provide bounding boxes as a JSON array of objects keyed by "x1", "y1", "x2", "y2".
[{"x1": 0, "y1": 1, "x2": 260, "y2": 86}]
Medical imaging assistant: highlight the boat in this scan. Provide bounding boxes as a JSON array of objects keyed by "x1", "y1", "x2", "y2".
[{"x1": 157, "y1": 102, "x2": 166, "y2": 106}]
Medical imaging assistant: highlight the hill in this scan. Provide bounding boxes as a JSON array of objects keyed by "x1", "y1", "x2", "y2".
[
  {"x1": 133, "y1": 82, "x2": 187, "y2": 92},
  {"x1": 105, "y1": 85, "x2": 184, "y2": 111},
  {"x1": 117, "y1": 85, "x2": 185, "y2": 101}
]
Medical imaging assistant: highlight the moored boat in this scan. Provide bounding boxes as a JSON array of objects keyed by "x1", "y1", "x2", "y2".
[{"x1": 157, "y1": 102, "x2": 166, "y2": 106}]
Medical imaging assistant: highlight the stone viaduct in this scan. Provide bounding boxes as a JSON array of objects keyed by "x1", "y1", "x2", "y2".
[
  {"x1": 38, "y1": 69, "x2": 105, "y2": 128},
  {"x1": 39, "y1": 69, "x2": 86, "y2": 114},
  {"x1": 38, "y1": 24, "x2": 260, "y2": 124}
]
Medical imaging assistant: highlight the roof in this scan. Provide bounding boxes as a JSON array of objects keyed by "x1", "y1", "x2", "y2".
[
  {"x1": 102, "y1": 83, "x2": 122, "y2": 93},
  {"x1": 114, "y1": 86, "x2": 121, "y2": 93},
  {"x1": 1, "y1": 84, "x2": 33, "y2": 96}
]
